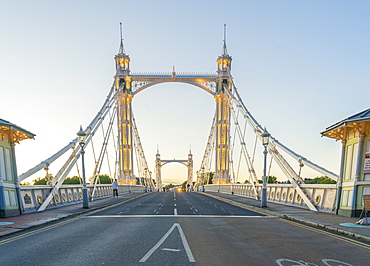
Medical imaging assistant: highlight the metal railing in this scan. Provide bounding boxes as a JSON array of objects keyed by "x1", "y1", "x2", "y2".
[
  {"x1": 20, "y1": 184, "x2": 145, "y2": 213},
  {"x1": 204, "y1": 183, "x2": 337, "y2": 213}
]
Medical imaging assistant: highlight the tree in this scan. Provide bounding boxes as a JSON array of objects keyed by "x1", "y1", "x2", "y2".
[
  {"x1": 63, "y1": 176, "x2": 82, "y2": 184},
  {"x1": 267, "y1": 176, "x2": 278, "y2": 184},
  {"x1": 305, "y1": 176, "x2": 336, "y2": 184},
  {"x1": 163, "y1": 183, "x2": 175, "y2": 191},
  {"x1": 181, "y1": 181, "x2": 187, "y2": 191},
  {"x1": 33, "y1": 176, "x2": 48, "y2": 185},
  {"x1": 33, "y1": 174, "x2": 54, "y2": 185},
  {"x1": 257, "y1": 176, "x2": 278, "y2": 184},
  {"x1": 206, "y1": 172, "x2": 214, "y2": 184},
  {"x1": 96, "y1": 174, "x2": 112, "y2": 184}
]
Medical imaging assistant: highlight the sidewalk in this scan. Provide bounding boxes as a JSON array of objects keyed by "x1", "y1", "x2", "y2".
[
  {"x1": 205, "y1": 191, "x2": 370, "y2": 243},
  {"x1": 0, "y1": 192, "x2": 145, "y2": 237},
  {"x1": 1, "y1": 191, "x2": 369, "y2": 243}
]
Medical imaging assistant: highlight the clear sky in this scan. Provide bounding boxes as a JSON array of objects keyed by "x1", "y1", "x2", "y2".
[{"x1": 1, "y1": 1, "x2": 369, "y2": 185}]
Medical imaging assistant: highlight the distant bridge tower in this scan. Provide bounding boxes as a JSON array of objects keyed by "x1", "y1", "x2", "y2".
[
  {"x1": 114, "y1": 25, "x2": 136, "y2": 185},
  {"x1": 155, "y1": 149, "x2": 163, "y2": 191},
  {"x1": 155, "y1": 148, "x2": 193, "y2": 191},
  {"x1": 213, "y1": 30, "x2": 232, "y2": 184}
]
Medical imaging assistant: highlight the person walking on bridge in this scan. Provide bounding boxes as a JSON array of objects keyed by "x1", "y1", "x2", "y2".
[{"x1": 112, "y1": 179, "x2": 118, "y2": 197}]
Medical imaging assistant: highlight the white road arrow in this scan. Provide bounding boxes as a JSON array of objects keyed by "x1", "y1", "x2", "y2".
[{"x1": 139, "y1": 223, "x2": 195, "y2": 263}]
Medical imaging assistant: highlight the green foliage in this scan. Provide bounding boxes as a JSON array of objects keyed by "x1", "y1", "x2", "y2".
[
  {"x1": 305, "y1": 176, "x2": 336, "y2": 184},
  {"x1": 33, "y1": 174, "x2": 54, "y2": 185},
  {"x1": 63, "y1": 176, "x2": 82, "y2": 184},
  {"x1": 256, "y1": 176, "x2": 278, "y2": 184},
  {"x1": 96, "y1": 174, "x2": 112, "y2": 184},
  {"x1": 33, "y1": 176, "x2": 48, "y2": 185},
  {"x1": 181, "y1": 181, "x2": 187, "y2": 191},
  {"x1": 267, "y1": 176, "x2": 278, "y2": 184},
  {"x1": 32, "y1": 174, "x2": 113, "y2": 186},
  {"x1": 163, "y1": 183, "x2": 175, "y2": 191},
  {"x1": 206, "y1": 172, "x2": 214, "y2": 184}
]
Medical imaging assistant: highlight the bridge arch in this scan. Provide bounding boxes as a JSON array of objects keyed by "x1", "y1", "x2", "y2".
[{"x1": 133, "y1": 79, "x2": 216, "y2": 96}]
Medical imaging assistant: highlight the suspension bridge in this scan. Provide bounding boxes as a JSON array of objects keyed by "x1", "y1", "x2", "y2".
[
  {"x1": 1, "y1": 27, "x2": 370, "y2": 266},
  {"x1": 10, "y1": 26, "x2": 340, "y2": 215}
]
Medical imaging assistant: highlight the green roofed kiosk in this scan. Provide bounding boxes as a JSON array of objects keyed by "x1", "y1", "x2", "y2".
[
  {"x1": 0, "y1": 118, "x2": 35, "y2": 217},
  {"x1": 321, "y1": 108, "x2": 370, "y2": 217}
]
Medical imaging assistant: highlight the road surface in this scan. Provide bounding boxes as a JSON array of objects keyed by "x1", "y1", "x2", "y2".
[{"x1": 0, "y1": 191, "x2": 368, "y2": 265}]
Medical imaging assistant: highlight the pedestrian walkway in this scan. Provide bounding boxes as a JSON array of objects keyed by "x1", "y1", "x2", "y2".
[
  {"x1": 205, "y1": 191, "x2": 370, "y2": 243},
  {"x1": 0, "y1": 192, "x2": 145, "y2": 237},
  {"x1": 1, "y1": 191, "x2": 369, "y2": 243}
]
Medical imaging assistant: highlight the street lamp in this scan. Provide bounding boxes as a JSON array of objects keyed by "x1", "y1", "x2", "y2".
[
  {"x1": 77, "y1": 126, "x2": 89, "y2": 209},
  {"x1": 261, "y1": 127, "x2": 270, "y2": 207},
  {"x1": 144, "y1": 168, "x2": 148, "y2": 193},
  {"x1": 149, "y1": 171, "x2": 152, "y2": 192},
  {"x1": 202, "y1": 167, "x2": 205, "y2": 192}
]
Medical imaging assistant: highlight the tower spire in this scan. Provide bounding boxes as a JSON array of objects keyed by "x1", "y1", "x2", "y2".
[
  {"x1": 119, "y1": 22, "x2": 126, "y2": 54},
  {"x1": 217, "y1": 24, "x2": 232, "y2": 74},
  {"x1": 222, "y1": 24, "x2": 228, "y2": 55}
]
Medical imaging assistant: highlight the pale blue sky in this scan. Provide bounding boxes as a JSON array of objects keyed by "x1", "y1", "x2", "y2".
[{"x1": 1, "y1": 1, "x2": 369, "y2": 184}]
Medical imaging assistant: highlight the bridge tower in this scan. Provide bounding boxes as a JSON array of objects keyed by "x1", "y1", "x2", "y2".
[
  {"x1": 155, "y1": 147, "x2": 193, "y2": 191},
  {"x1": 155, "y1": 148, "x2": 163, "y2": 191},
  {"x1": 114, "y1": 25, "x2": 136, "y2": 185},
  {"x1": 187, "y1": 149, "x2": 193, "y2": 187},
  {"x1": 213, "y1": 30, "x2": 232, "y2": 184}
]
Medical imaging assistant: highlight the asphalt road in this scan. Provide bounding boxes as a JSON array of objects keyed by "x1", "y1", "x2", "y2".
[{"x1": 0, "y1": 191, "x2": 369, "y2": 265}]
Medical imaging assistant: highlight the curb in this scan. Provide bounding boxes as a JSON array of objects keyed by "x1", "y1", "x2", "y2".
[
  {"x1": 200, "y1": 192, "x2": 370, "y2": 243},
  {"x1": 0, "y1": 193, "x2": 145, "y2": 238}
]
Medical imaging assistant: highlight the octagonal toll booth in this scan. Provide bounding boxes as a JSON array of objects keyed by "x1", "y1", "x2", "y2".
[
  {"x1": 321, "y1": 108, "x2": 370, "y2": 217},
  {"x1": 0, "y1": 119, "x2": 35, "y2": 217}
]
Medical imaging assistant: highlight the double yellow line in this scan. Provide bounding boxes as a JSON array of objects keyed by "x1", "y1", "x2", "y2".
[{"x1": 201, "y1": 192, "x2": 370, "y2": 250}]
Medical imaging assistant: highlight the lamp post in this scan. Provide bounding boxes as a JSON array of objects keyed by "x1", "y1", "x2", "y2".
[
  {"x1": 77, "y1": 126, "x2": 89, "y2": 209},
  {"x1": 201, "y1": 167, "x2": 205, "y2": 192},
  {"x1": 144, "y1": 168, "x2": 148, "y2": 193},
  {"x1": 261, "y1": 127, "x2": 270, "y2": 208}
]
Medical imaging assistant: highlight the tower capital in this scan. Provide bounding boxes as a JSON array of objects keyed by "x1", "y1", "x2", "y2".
[
  {"x1": 217, "y1": 24, "x2": 232, "y2": 74},
  {"x1": 115, "y1": 23, "x2": 131, "y2": 74}
]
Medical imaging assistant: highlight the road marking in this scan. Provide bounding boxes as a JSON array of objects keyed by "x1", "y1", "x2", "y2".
[
  {"x1": 85, "y1": 215, "x2": 278, "y2": 218},
  {"x1": 162, "y1": 248, "x2": 180, "y2": 252},
  {"x1": 139, "y1": 223, "x2": 195, "y2": 263},
  {"x1": 174, "y1": 208, "x2": 178, "y2": 215},
  {"x1": 0, "y1": 193, "x2": 148, "y2": 246}
]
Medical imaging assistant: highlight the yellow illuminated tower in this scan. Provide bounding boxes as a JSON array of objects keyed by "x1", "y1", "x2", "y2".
[
  {"x1": 115, "y1": 24, "x2": 135, "y2": 185},
  {"x1": 187, "y1": 148, "x2": 193, "y2": 187},
  {"x1": 214, "y1": 25, "x2": 232, "y2": 184},
  {"x1": 155, "y1": 147, "x2": 162, "y2": 191}
]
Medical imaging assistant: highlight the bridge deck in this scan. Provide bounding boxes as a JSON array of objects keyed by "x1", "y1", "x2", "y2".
[{"x1": 1, "y1": 191, "x2": 369, "y2": 243}]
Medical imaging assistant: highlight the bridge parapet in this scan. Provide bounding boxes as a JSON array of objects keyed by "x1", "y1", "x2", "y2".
[
  {"x1": 204, "y1": 183, "x2": 337, "y2": 213},
  {"x1": 20, "y1": 185, "x2": 145, "y2": 213}
]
